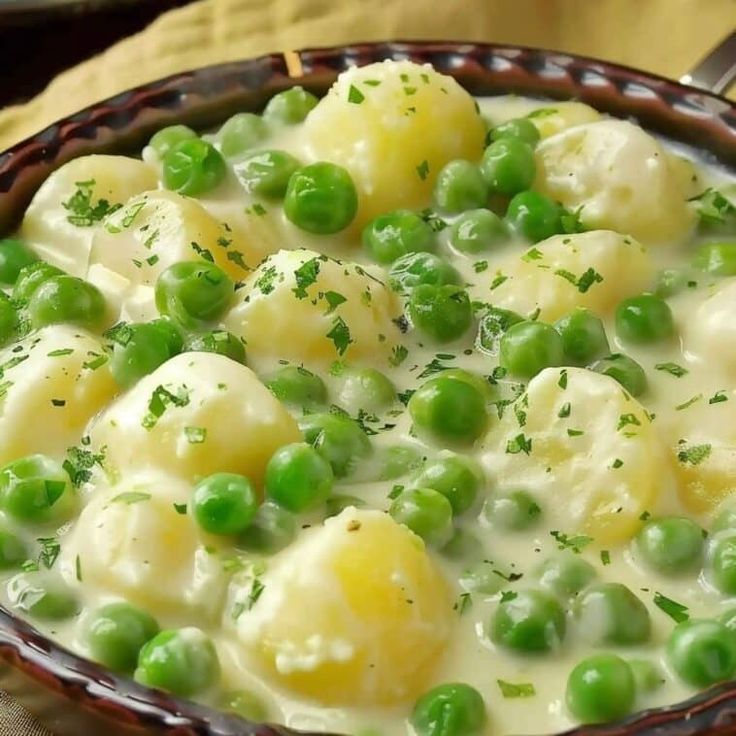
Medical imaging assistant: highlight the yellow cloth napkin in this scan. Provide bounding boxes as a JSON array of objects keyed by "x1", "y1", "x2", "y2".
[{"x1": 0, "y1": 0, "x2": 734, "y2": 151}]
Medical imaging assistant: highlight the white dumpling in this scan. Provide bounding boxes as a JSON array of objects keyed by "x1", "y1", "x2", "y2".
[
  {"x1": 481, "y1": 367, "x2": 665, "y2": 544},
  {"x1": 0, "y1": 326, "x2": 116, "y2": 464},
  {"x1": 487, "y1": 230, "x2": 653, "y2": 321},
  {"x1": 535, "y1": 120, "x2": 694, "y2": 243},
  {"x1": 683, "y1": 278, "x2": 736, "y2": 370},
  {"x1": 235, "y1": 508, "x2": 451, "y2": 705},
  {"x1": 224, "y1": 248, "x2": 402, "y2": 366},
  {"x1": 88, "y1": 352, "x2": 300, "y2": 485},
  {"x1": 61, "y1": 473, "x2": 226, "y2": 618},
  {"x1": 303, "y1": 60, "x2": 485, "y2": 227},
  {"x1": 20, "y1": 155, "x2": 157, "y2": 276},
  {"x1": 482, "y1": 98, "x2": 601, "y2": 138}
]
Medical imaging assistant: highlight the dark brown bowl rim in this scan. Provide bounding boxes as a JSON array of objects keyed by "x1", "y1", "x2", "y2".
[{"x1": 0, "y1": 39, "x2": 735, "y2": 736}]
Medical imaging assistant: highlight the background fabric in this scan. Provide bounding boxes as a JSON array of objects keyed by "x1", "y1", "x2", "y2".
[{"x1": 0, "y1": 0, "x2": 735, "y2": 733}]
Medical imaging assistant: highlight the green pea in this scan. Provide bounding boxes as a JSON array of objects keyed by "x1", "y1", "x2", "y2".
[
  {"x1": 217, "y1": 113, "x2": 267, "y2": 158},
  {"x1": 490, "y1": 589, "x2": 566, "y2": 653},
  {"x1": 566, "y1": 654, "x2": 635, "y2": 724},
  {"x1": 234, "y1": 150, "x2": 301, "y2": 198},
  {"x1": 480, "y1": 138, "x2": 536, "y2": 195},
  {"x1": 654, "y1": 268, "x2": 690, "y2": 298},
  {"x1": 265, "y1": 442, "x2": 334, "y2": 513},
  {"x1": 14, "y1": 261, "x2": 63, "y2": 302},
  {"x1": 433, "y1": 160, "x2": 488, "y2": 213},
  {"x1": 590, "y1": 353, "x2": 647, "y2": 397},
  {"x1": 482, "y1": 489, "x2": 542, "y2": 531},
  {"x1": 220, "y1": 690, "x2": 268, "y2": 721},
  {"x1": 150, "y1": 318, "x2": 184, "y2": 355},
  {"x1": 692, "y1": 241, "x2": 736, "y2": 276},
  {"x1": 615, "y1": 293, "x2": 674, "y2": 344},
  {"x1": 388, "y1": 448, "x2": 426, "y2": 483},
  {"x1": 134, "y1": 627, "x2": 220, "y2": 697},
  {"x1": 192, "y1": 473, "x2": 258, "y2": 536},
  {"x1": 635, "y1": 516, "x2": 704, "y2": 575},
  {"x1": 362, "y1": 210, "x2": 434, "y2": 264},
  {"x1": 0, "y1": 239, "x2": 38, "y2": 285},
  {"x1": 442, "y1": 527, "x2": 483, "y2": 560},
  {"x1": 155, "y1": 261, "x2": 233, "y2": 329},
  {"x1": 628, "y1": 659, "x2": 665, "y2": 693},
  {"x1": 149, "y1": 125, "x2": 197, "y2": 158},
  {"x1": 412, "y1": 453, "x2": 483, "y2": 515},
  {"x1": 299, "y1": 412, "x2": 372, "y2": 477},
  {"x1": 7, "y1": 572, "x2": 78, "y2": 620},
  {"x1": 237, "y1": 501, "x2": 296, "y2": 553},
  {"x1": 162, "y1": 138, "x2": 226, "y2": 197},
  {"x1": 332, "y1": 365, "x2": 395, "y2": 414},
  {"x1": 263, "y1": 86, "x2": 318, "y2": 124},
  {"x1": 499, "y1": 320, "x2": 564, "y2": 379},
  {"x1": 0, "y1": 293, "x2": 18, "y2": 345},
  {"x1": 0, "y1": 528, "x2": 28, "y2": 570},
  {"x1": 706, "y1": 532, "x2": 736, "y2": 594},
  {"x1": 555, "y1": 308, "x2": 609, "y2": 365},
  {"x1": 489, "y1": 118, "x2": 541, "y2": 147},
  {"x1": 28, "y1": 275, "x2": 106, "y2": 330},
  {"x1": 411, "y1": 683, "x2": 486, "y2": 736},
  {"x1": 408, "y1": 284, "x2": 473, "y2": 343},
  {"x1": 574, "y1": 582, "x2": 651, "y2": 646},
  {"x1": 476, "y1": 306, "x2": 523, "y2": 355},
  {"x1": 284, "y1": 162, "x2": 358, "y2": 234},
  {"x1": 712, "y1": 506, "x2": 736, "y2": 534},
  {"x1": 264, "y1": 365, "x2": 326, "y2": 409},
  {"x1": 459, "y1": 560, "x2": 504, "y2": 596},
  {"x1": 533, "y1": 554, "x2": 597, "y2": 598},
  {"x1": 110, "y1": 322, "x2": 176, "y2": 389},
  {"x1": 185, "y1": 330, "x2": 246, "y2": 364},
  {"x1": 389, "y1": 488, "x2": 454, "y2": 547},
  {"x1": 409, "y1": 375, "x2": 488, "y2": 446},
  {"x1": 438, "y1": 368, "x2": 495, "y2": 401},
  {"x1": 667, "y1": 619, "x2": 736, "y2": 687},
  {"x1": 85, "y1": 602, "x2": 160, "y2": 673},
  {"x1": 388, "y1": 251, "x2": 461, "y2": 294},
  {"x1": 0, "y1": 454, "x2": 75, "y2": 525},
  {"x1": 449, "y1": 209, "x2": 507, "y2": 254},
  {"x1": 505, "y1": 190, "x2": 564, "y2": 243}
]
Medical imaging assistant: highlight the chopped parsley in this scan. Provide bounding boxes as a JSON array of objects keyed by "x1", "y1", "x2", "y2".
[
  {"x1": 324, "y1": 290, "x2": 347, "y2": 314},
  {"x1": 37, "y1": 537, "x2": 60, "y2": 569},
  {"x1": 689, "y1": 188, "x2": 736, "y2": 225},
  {"x1": 292, "y1": 258, "x2": 321, "y2": 299},
  {"x1": 655, "y1": 362, "x2": 688, "y2": 377},
  {"x1": 527, "y1": 107, "x2": 558, "y2": 118},
  {"x1": 173, "y1": 503, "x2": 188, "y2": 515},
  {"x1": 677, "y1": 443, "x2": 712, "y2": 466},
  {"x1": 347, "y1": 84, "x2": 365, "y2": 104},
  {"x1": 75, "y1": 554, "x2": 83, "y2": 582},
  {"x1": 453, "y1": 592, "x2": 473, "y2": 615},
  {"x1": 675, "y1": 394, "x2": 702, "y2": 411},
  {"x1": 47, "y1": 348, "x2": 74, "y2": 357},
  {"x1": 505, "y1": 433, "x2": 532, "y2": 455},
  {"x1": 247, "y1": 578, "x2": 265, "y2": 610},
  {"x1": 490, "y1": 272, "x2": 508, "y2": 290},
  {"x1": 617, "y1": 413, "x2": 641, "y2": 431},
  {"x1": 497, "y1": 680, "x2": 536, "y2": 698},
  {"x1": 600, "y1": 550, "x2": 611, "y2": 565},
  {"x1": 550, "y1": 530, "x2": 593, "y2": 554},
  {"x1": 142, "y1": 384, "x2": 191, "y2": 430},
  {"x1": 326, "y1": 316, "x2": 352, "y2": 356},
  {"x1": 558, "y1": 369, "x2": 568, "y2": 389},
  {"x1": 62, "y1": 179, "x2": 122, "y2": 226},
  {"x1": 184, "y1": 426, "x2": 207, "y2": 444},
  {"x1": 473, "y1": 260, "x2": 488, "y2": 273},
  {"x1": 111, "y1": 491, "x2": 152, "y2": 505},
  {"x1": 653, "y1": 592, "x2": 689, "y2": 623},
  {"x1": 63, "y1": 444, "x2": 105, "y2": 487},
  {"x1": 554, "y1": 267, "x2": 603, "y2": 293},
  {"x1": 558, "y1": 402, "x2": 571, "y2": 418},
  {"x1": 416, "y1": 160, "x2": 430, "y2": 180},
  {"x1": 709, "y1": 390, "x2": 729, "y2": 404},
  {"x1": 389, "y1": 345, "x2": 409, "y2": 367}
]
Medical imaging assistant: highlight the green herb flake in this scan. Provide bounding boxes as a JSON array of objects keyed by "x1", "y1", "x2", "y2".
[
  {"x1": 677, "y1": 443, "x2": 712, "y2": 466},
  {"x1": 505, "y1": 433, "x2": 532, "y2": 455},
  {"x1": 675, "y1": 394, "x2": 703, "y2": 411},
  {"x1": 37, "y1": 537, "x2": 60, "y2": 569},
  {"x1": 689, "y1": 188, "x2": 736, "y2": 225},
  {"x1": 62, "y1": 179, "x2": 122, "y2": 227},
  {"x1": 389, "y1": 345, "x2": 409, "y2": 367},
  {"x1": 550, "y1": 530, "x2": 593, "y2": 554},
  {"x1": 324, "y1": 290, "x2": 347, "y2": 314},
  {"x1": 497, "y1": 680, "x2": 536, "y2": 698},
  {"x1": 47, "y1": 349, "x2": 74, "y2": 357},
  {"x1": 617, "y1": 413, "x2": 641, "y2": 431},
  {"x1": 612, "y1": 458, "x2": 624, "y2": 469},
  {"x1": 527, "y1": 107, "x2": 558, "y2": 119},
  {"x1": 600, "y1": 550, "x2": 611, "y2": 566},
  {"x1": 141, "y1": 384, "x2": 191, "y2": 430},
  {"x1": 111, "y1": 491, "x2": 152, "y2": 505},
  {"x1": 558, "y1": 369, "x2": 568, "y2": 389},
  {"x1": 247, "y1": 578, "x2": 265, "y2": 610},
  {"x1": 655, "y1": 362, "x2": 688, "y2": 378},
  {"x1": 51, "y1": 399, "x2": 66, "y2": 407},
  {"x1": 490, "y1": 272, "x2": 508, "y2": 290},
  {"x1": 558, "y1": 402, "x2": 571, "y2": 418},
  {"x1": 184, "y1": 426, "x2": 207, "y2": 444},
  {"x1": 453, "y1": 592, "x2": 473, "y2": 615},
  {"x1": 63, "y1": 445, "x2": 105, "y2": 487},
  {"x1": 75, "y1": 554, "x2": 83, "y2": 582},
  {"x1": 567, "y1": 428, "x2": 584, "y2": 437},
  {"x1": 83, "y1": 352, "x2": 109, "y2": 371},
  {"x1": 653, "y1": 592, "x2": 689, "y2": 623},
  {"x1": 173, "y1": 503, "x2": 187, "y2": 515},
  {"x1": 709, "y1": 390, "x2": 729, "y2": 404},
  {"x1": 292, "y1": 257, "x2": 321, "y2": 299},
  {"x1": 326, "y1": 316, "x2": 353, "y2": 356},
  {"x1": 416, "y1": 160, "x2": 430, "y2": 181}
]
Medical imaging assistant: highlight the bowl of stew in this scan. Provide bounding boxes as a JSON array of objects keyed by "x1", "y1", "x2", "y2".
[{"x1": 0, "y1": 40, "x2": 735, "y2": 736}]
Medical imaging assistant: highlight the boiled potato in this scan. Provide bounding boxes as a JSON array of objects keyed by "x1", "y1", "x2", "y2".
[
  {"x1": 236, "y1": 508, "x2": 451, "y2": 705},
  {"x1": 21, "y1": 156, "x2": 157, "y2": 276},
  {"x1": 487, "y1": 230, "x2": 653, "y2": 321},
  {"x1": 225, "y1": 248, "x2": 402, "y2": 366},
  {"x1": 535, "y1": 120, "x2": 694, "y2": 243},
  {"x1": 303, "y1": 60, "x2": 485, "y2": 226},
  {"x1": 481, "y1": 367, "x2": 664, "y2": 544},
  {"x1": 61, "y1": 473, "x2": 226, "y2": 617},
  {"x1": 0, "y1": 325, "x2": 116, "y2": 464},
  {"x1": 88, "y1": 352, "x2": 299, "y2": 485}
]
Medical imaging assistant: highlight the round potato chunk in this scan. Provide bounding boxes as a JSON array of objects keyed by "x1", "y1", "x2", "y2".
[
  {"x1": 535, "y1": 120, "x2": 694, "y2": 243},
  {"x1": 487, "y1": 230, "x2": 653, "y2": 321},
  {"x1": 484, "y1": 98, "x2": 601, "y2": 139},
  {"x1": 225, "y1": 248, "x2": 402, "y2": 366},
  {"x1": 236, "y1": 508, "x2": 452, "y2": 705},
  {"x1": 62, "y1": 473, "x2": 226, "y2": 618},
  {"x1": 303, "y1": 60, "x2": 485, "y2": 227},
  {"x1": 683, "y1": 279, "x2": 736, "y2": 371},
  {"x1": 0, "y1": 325, "x2": 116, "y2": 464},
  {"x1": 21, "y1": 155, "x2": 157, "y2": 276},
  {"x1": 481, "y1": 367, "x2": 663, "y2": 544},
  {"x1": 89, "y1": 352, "x2": 300, "y2": 485}
]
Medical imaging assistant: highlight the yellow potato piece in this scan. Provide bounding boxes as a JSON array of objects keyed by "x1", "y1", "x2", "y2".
[
  {"x1": 535, "y1": 120, "x2": 694, "y2": 243},
  {"x1": 481, "y1": 98, "x2": 600, "y2": 139},
  {"x1": 21, "y1": 155, "x2": 157, "y2": 276},
  {"x1": 89, "y1": 352, "x2": 299, "y2": 485},
  {"x1": 487, "y1": 230, "x2": 653, "y2": 321},
  {"x1": 225, "y1": 248, "x2": 402, "y2": 367},
  {"x1": 237, "y1": 508, "x2": 452, "y2": 705},
  {"x1": 304, "y1": 60, "x2": 485, "y2": 227},
  {"x1": 481, "y1": 367, "x2": 663, "y2": 545},
  {"x1": 683, "y1": 278, "x2": 736, "y2": 371},
  {"x1": 0, "y1": 326, "x2": 116, "y2": 464},
  {"x1": 62, "y1": 473, "x2": 226, "y2": 617}
]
